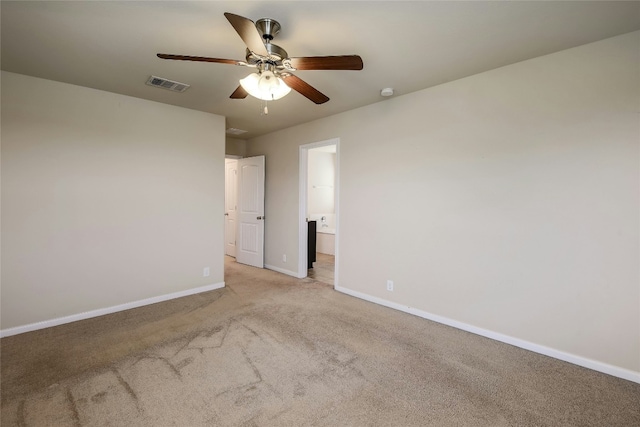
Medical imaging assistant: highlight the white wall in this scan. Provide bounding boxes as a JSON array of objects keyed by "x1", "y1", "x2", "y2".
[
  {"x1": 246, "y1": 32, "x2": 640, "y2": 378},
  {"x1": 308, "y1": 150, "x2": 335, "y2": 216},
  {"x1": 1, "y1": 72, "x2": 226, "y2": 331},
  {"x1": 225, "y1": 137, "x2": 247, "y2": 157}
]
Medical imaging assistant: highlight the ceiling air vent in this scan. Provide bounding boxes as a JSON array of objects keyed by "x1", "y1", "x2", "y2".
[
  {"x1": 226, "y1": 128, "x2": 248, "y2": 135},
  {"x1": 146, "y1": 75, "x2": 190, "y2": 93}
]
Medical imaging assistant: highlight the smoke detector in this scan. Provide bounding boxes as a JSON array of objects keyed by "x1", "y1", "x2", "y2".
[{"x1": 380, "y1": 88, "x2": 394, "y2": 97}]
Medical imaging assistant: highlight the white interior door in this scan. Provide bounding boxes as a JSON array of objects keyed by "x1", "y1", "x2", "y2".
[
  {"x1": 236, "y1": 155, "x2": 265, "y2": 268},
  {"x1": 224, "y1": 159, "x2": 238, "y2": 257}
]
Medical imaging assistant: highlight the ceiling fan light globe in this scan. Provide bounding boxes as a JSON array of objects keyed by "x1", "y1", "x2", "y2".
[
  {"x1": 240, "y1": 72, "x2": 290, "y2": 101},
  {"x1": 258, "y1": 71, "x2": 279, "y2": 92},
  {"x1": 269, "y1": 78, "x2": 291, "y2": 100},
  {"x1": 239, "y1": 72, "x2": 260, "y2": 95}
]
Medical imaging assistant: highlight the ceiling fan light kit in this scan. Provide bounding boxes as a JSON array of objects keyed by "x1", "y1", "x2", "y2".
[
  {"x1": 239, "y1": 66, "x2": 291, "y2": 101},
  {"x1": 157, "y1": 12, "x2": 363, "y2": 110}
]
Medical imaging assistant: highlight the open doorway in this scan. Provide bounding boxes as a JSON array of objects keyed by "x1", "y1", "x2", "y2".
[{"x1": 299, "y1": 139, "x2": 339, "y2": 286}]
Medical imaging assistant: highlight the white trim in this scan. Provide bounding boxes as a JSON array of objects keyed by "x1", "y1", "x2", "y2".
[
  {"x1": 333, "y1": 142, "x2": 340, "y2": 287},
  {"x1": 265, "y1": 264, "x2": 304, "y2": 278},
  {"x1": 299, "y1": 138, "x2": 340, "y2": 282},
  {"x1": 298, "y1": 146, "x2": 308, "y2": 278},
  {"x1": 335, "y1": 285, "x2": 640, "y2": 384},
  {"x1": 0, "y1": 282, "x2": 226, "y2": 338}
]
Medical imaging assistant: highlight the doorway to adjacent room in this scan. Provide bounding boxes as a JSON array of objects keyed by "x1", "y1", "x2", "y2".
[{"x1": 299, "y1": 139, "x2": 339, "y2": 286}]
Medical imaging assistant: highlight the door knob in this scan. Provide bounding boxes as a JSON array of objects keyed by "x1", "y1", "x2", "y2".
[{"x1": 257, "y1": 216, "x2": 265, "y2": 220}]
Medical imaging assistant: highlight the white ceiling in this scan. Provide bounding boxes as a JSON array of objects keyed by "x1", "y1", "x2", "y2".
[{"x1": 2, "y1": 1, "x2": 639, "y2": 139}]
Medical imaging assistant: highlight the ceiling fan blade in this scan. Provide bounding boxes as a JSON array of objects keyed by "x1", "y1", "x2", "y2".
[
  {"x1": 230, "y1": 85, "x2": 248, "y2": 99},
  {"x1": 288, "y1": 55, "x2": 363, "y2": 71},
  {"x1": 157, "y1": 53, "x2": 243, "y2": 65},
  {"x1": 281, "y1": 74, "x2": 329, "y2": 104},
  {"x1": 224, "y1": 12, "x2": 269, "y2": 57}
]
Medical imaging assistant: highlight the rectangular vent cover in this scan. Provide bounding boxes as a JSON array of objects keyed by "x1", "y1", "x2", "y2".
[
  {"x1": 226, "y1": 128, "x2": 248, "y2": 135},
  {"x1": 146, "y1": 76, "x2": 190, "y2": 92}
]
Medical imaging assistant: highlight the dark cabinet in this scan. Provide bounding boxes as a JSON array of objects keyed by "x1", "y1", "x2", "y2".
[{"x1": 307, "y1": 221, "x2": 316, "y2": 269}]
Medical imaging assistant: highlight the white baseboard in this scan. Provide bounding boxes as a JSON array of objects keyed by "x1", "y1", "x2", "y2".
[
  {"x1": 265, "y1": 264, "x2": 304, "y2": 278},
  {"x1": 335, "y1": 285, "x2": 640, "y2": 384},
  {"x1": 0, "y1": 282, "x2": 226, "y2": 338}
]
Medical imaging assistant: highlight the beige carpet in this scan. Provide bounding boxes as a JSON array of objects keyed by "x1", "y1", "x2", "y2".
[{"x1": 2, "y1": 257, "x2": 639, "y2": 426}]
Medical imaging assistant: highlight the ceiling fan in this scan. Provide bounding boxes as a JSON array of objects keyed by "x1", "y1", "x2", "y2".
[{"x1": 157, "y1": 12, "x2": 363, "y2": 106}]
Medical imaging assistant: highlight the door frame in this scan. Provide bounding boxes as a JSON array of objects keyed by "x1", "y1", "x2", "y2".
[{"x1": 298, "y1": 138, "x2": 340, "y2": 285}]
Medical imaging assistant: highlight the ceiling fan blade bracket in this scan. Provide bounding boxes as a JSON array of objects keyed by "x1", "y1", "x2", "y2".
[{"x1": 282, "y1": 59, "x2": 297, "y2": 71}]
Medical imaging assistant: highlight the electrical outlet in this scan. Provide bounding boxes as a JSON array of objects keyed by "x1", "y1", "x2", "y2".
[
  {"x1": 386, "y1": 280, "x2": 394, "y2": 291},
  {"x1": 203, "y1": 267, "x2": 210, "y2": 277},
  {"x1": 283, "y1": 254, "x2": 287, "y2": 262}
]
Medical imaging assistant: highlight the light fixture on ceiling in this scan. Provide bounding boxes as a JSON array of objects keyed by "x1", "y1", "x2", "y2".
[
  {"x1": 158, "y1": 12, "x2": 363, "y2": 110},
  {"x1": 239, "y1": 65, "x2": 291, "y2": 102}
]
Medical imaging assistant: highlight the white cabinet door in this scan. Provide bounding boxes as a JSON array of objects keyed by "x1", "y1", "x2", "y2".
[
  {"x1": 224, "y1": 159, "x2": 238, "y2": 257},
  {"x1": 236, "y1": 156, "x2": 265, "y2": 268}
]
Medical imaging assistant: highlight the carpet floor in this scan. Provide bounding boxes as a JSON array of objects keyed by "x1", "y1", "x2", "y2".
[{"x1": 1, "y1": 257, "x2": 639, "y2": 426}]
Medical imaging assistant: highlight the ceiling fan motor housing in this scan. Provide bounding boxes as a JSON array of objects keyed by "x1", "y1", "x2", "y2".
[{"x1": 245, "y1": 43, "x2": 288, "y2": 64}]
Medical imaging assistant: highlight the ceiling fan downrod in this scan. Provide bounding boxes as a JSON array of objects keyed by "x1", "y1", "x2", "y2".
[{"x1": 255, "y1": 18, "x2": 281, "y2": 41}]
